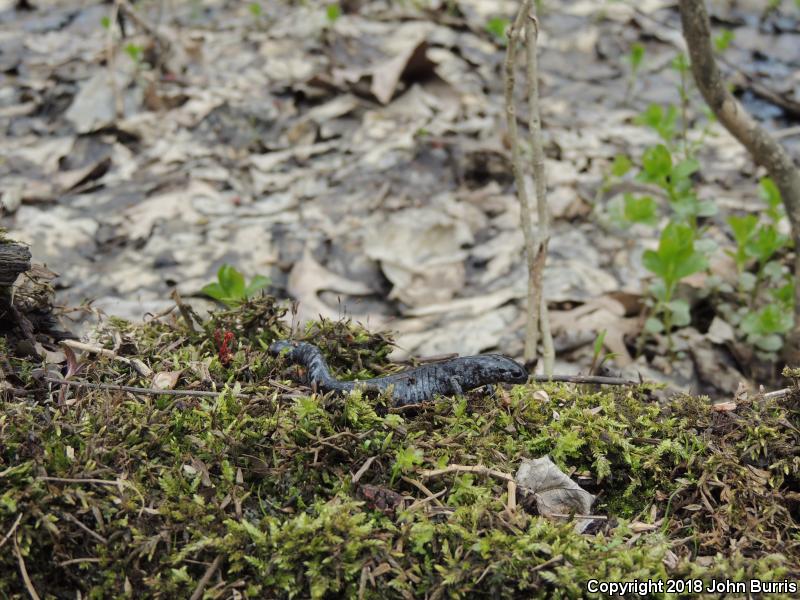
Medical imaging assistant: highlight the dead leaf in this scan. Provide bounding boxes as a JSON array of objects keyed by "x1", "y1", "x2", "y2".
[
  {"x1": 287, "y1": 250, "x2": 378, "y2": 325},
  {"x1": 152, "y1": 370, "x2": 181, "y2": 390},
  {"x1": 550, "y1": 296, "x2": 640, "y2": 365},
  {"x1": 371, "y1": 39, "x2": 435, "y2": 105},
  {"x1": 516, "y1": 456, "x2": 596, "y2": 533}
]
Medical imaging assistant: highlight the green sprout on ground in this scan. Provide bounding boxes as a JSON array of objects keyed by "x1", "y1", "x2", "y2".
[
  {"x1": 486, "y1": 16, "x2": 509, "y2": 46},
  {"x1": 643, "y1": 222, "x2": 708, "y2": 346},
  {"x1": 326, "y1": 3, "x2": 342, "y2": 22},
  {"x1": 201, "y1": 264, "x2": 270, "y2": 307}
]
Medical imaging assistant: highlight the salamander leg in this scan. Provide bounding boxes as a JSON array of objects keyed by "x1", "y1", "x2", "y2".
[{"x1": 449, "y1": 376, "x2": 464, "y2": 397}]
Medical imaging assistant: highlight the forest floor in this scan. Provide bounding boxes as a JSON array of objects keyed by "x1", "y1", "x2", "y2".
[
  {"x1": 1, "y1": 0, "x2": 799, "y2": 395},
  {"x1": 1, "y1": 1, "x2": 800, "y2": 597},
  {"x1": 1, "y1": 298, "x2": 799, "y2": 598}
]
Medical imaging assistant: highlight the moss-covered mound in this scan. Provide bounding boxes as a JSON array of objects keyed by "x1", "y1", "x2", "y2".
[{"x1": 1, "y1": 298, "x2": 798, "y2": 598}]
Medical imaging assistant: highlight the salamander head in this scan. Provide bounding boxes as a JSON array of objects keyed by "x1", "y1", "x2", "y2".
[{"x1": 476, "y1": 354, "x2": 529, "y2": 384}]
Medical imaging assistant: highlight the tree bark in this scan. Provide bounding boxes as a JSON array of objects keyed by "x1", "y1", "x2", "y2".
[
  {"x1": 0, "y1": 242, "x2": 31, "y2": 288},
  {"x1": 679, "y1": 0, "x2": 800, "y2": 364}
]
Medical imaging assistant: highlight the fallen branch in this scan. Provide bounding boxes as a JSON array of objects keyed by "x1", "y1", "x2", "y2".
[{"x1": 679, "y1": 0, "x2": 800, "y2": 362}]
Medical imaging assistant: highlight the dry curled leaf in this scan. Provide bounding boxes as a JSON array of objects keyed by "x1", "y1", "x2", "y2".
[{"x1": 516, "y1": 456, "x2": 596, "y2": 533}]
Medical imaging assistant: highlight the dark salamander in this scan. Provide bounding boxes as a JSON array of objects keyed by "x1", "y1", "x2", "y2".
[{"x1": 270, "y1": 340, "x2": 529, "y2": 407}]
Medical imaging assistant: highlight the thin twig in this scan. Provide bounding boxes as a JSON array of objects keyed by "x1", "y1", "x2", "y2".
[
  {"x1": 59, "y1": 557, "x2": 102, "y2": 567},
  {"x1": 419, "y1": 464, "x2": 515, "y2": 484},
  {"x1": 189, "y1": 555, "x2": 223, "y2": 600},
  {"x1": 530, "y1": 374, "x2": 636, "y2": 385},
  {"x1": 524, "y1": 9, "x2": 554, "y2": 376},
  {"x1": 14, "y1": 532, "x2": 40, "y2": 600},
  {"x1": 44, "y1": 377, "x2": 245, "y2": 398},
  {"x1": 352, "y1": 456, "x2": 376, "y2": 484},
  {"x1": 763, "y1": 386, "x2": 796, "y2": 400},
  {"x1": 507, "y1": 480, "x2": 517, "y2": 512},
  {"x1": 40, "y1": 476, "x2": 127, "y2": 486},
  {"x1": 530, "y1": 554, "x2": 564, "y2": 572},
  {"x1": 544, "y1": 513, "x2": 607, "y2": 520},
  {"x1": 61, "y1": 512, "x2": 108, "y2": 545},
  {"x1": 401, "y1": 476, "x2": 446, "y2": 508},
  {"x1": 60, "y1": 339, "x2": 153, "y2": 377},
  {"x1": 0, "y1": 514, "x2": 22, "y2": 552},
  {"x1": 504, "y1": 1, "x2": 540, "y2": 366},
  {"x1": 775, "y1": 125, "x2": 800, "y2": 140}
]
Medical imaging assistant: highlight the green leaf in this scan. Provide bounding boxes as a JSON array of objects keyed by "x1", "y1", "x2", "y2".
[
  {"x1": 642, "y1": 250, "x2": 666, "y2": 279},
  {"x1": 770, "y1": 280, "x2": 795, "y2": 308},
  {"x1": 218, "y1": 265, "x2": 246, "y2": 298},
  {"x1": 674, "y1": 253, "x2": 707, "y2": 280},
  {"x1": 671, "y1": 158, "x2": 699, "y2": 183},
  {"x1": 101, "y1": 16, "x2": 111, "y2": 29},
  {"x1": 667, "y1": 299, "x2": 691, "y2": 327},
  {"x1": 486, "y1": 16, "x2": 508, "y2": 44},
  {"x1": 671, "y1": 52, "x2": 689, "y2": 75},
  {"x1": 248, "y1": 2, "x2": 262, "y2": 17},
  {"x1": 326, "y1": 3, "x2": 341, "y2": 22},
  {"x1": 741, "y1": 304, "x2": 794, "y2": 336},
  {"x1": 728, "y1": 214, "x2": 758, "y2": 246},
  {"x1": 645, "y1": 317, "x2": 664, "y2": 333},
  {"x1": 623, "y1": 194, "x2": 659, "y2": 226},
  {"x1": 642, "y1": 145, "x2": 672, "y2": 179},
  {"x1": 610, "y1": 154, "x2": 633, "y2": 178},
  {"x1": 754, "y1": 334, "x2": 783, "y2": 352},
  {"x1": 593, "y1": 330, "x2": 607, "y2": 356},
  {"x1": 714, "y1": 29, "x2": 734, "y2": 52},
  {"x1": 201, "y1": 282, "x2": 226, "y2": 302},
  {"x1": 759, "y1": 177, "x2": 784, "y2": 222},
  {"x1": 745, "y1": 225, "x2": 788, "y2": 266},
  {"x1": 644, "y1": 222, "x2": 707, "y2": 289},
  {"x1": 635, "y1": 106, "x2": 678, "y2": 142},
  {"x1": 739, "y1": 272, "x2": 757, "y2": 292},
  {"x1": 697, "y1": 200, "x2": 718, "y2": 217},
  {"x1": 629, "y1": 43, "x2": 645, "y2": 70},
  {"x1": 762, "y1": 260, "x2": 785, "y2": 282},
  {"x1": 244, "y1": 275, "x2": 270, "y2": 298},
  {"x1": 649, "y1": 279, "x2": 669, "y2": 303},
  {"x1": 124, "y1": 43, "x2": 143, "y2": 63}
]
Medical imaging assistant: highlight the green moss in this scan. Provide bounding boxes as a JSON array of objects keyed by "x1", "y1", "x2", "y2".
[{"x1": 0, "y1": 298, "x2": 798, "y2": 598}]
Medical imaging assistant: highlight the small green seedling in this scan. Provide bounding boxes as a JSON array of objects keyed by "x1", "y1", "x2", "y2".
[
  {"x1": 326, "y1": 3, "x2": 341, "y2": 22},
  {"x1": 486, "y1": 17, "x2": 509, "y2": 45},
  {"x1": 740, "y1": 304, "x2": 793, "y2": 353},
  {"x1": 390, "y1": 446, "x2": 423, "y2": 485},
  {"x1": 643, "y1": 222, "x2": 708, "y2": 343},
  {"x1": 714, "y1": 29, "x2": 734, "y2": 52},
  {"x1": 202, "y1": 265, "x2": 270, "y2": 307},
  {"x1": 124, "y1": 43, "x2": 144, "y2": 63}
]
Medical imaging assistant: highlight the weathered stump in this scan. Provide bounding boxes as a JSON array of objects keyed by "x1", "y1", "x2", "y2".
[
  {"x1": 0, "y1": 241, "x2": 31, "y2": 288},
  {"x1": 0, "y1": 240, "x2": 35, "y2": 349},
  {"x1": 0, "y1": 239, "x2": 31, "y2": 305}
]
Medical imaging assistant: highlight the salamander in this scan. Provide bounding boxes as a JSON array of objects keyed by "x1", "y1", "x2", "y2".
[{"x1": 270, "y1": 340, "x2": 529, "y2": 407}]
